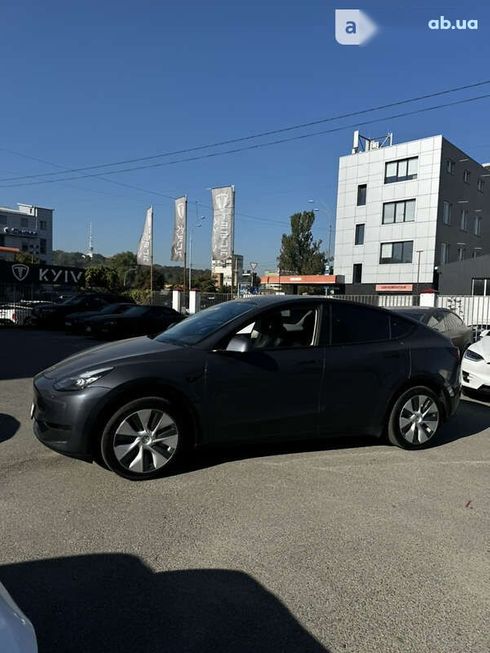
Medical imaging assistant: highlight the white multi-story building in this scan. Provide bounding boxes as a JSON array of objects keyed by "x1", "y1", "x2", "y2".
[
  {"x1": 334, "y1": 132, "x2": 490, "y2": 294},
  {"x1": 212, "y1": 254, "x2": 243, "y2": 289},
  {"x1": 0, "y1": 203, "x2": 53, "y2": 264}
]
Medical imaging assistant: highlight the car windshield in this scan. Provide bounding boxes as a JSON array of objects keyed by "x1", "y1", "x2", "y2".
[
  {"x1": 156, "y1": 301, "x2": 256, "y2": 345},
  {"x1": 394, "y1": 310, "x2": 427, "y2": 324},
  {"x1": 99, "y1": 304, "x2": 124, "y2": 315},
  {"x1": 123, "y1": 306, "x2": 148, "y2": 317},
  {"x1": 61, "y1": 296, "x2": 85, "y2": 306}
]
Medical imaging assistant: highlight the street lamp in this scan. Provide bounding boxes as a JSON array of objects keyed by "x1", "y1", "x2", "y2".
[
  {"x1": 308, "y1": 199, "x2": 334, "y2": 270},
  {"x1": 123, "y1": 267, "x2": 137, "y2": 287}
]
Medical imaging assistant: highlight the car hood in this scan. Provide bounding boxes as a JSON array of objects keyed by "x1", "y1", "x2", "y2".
[
  {"x1": 41, "y1": 336, "x2": 183, "y2": 379},
  {"x1": 468, "y1": 336, "x2": 490, "y2": 361},
  {"x1": 0, "y1": 583, "x2": 37, "y2": 653}
]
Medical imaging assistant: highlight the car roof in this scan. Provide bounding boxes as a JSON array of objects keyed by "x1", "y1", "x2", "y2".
[{"x1": 391, "y1": 306, "x2": 438, "y2": 314}]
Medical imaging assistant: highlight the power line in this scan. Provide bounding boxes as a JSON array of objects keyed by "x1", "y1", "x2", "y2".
[
  {"x1": 1, "y1": 92, "x2": 489, "y2": 189},
  {"x1": 1, "y1": 80, "x2": 489, "y2": 183}
]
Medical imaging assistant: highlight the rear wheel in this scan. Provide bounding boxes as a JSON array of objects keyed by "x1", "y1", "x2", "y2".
[
  {"x1": 100, "y1": 397, "x2": 184, "y2": 480},
  {"x1": 387, "y1": 386, "x2": 442, "y2": 449}
]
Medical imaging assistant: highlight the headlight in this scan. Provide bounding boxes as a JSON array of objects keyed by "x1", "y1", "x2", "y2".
[
  {"x1": 53, "y1": 367, "x2": 113, "y2": 391},
  {"x1": 463, "y1": 349, "x2": 484, "y2": 362}
]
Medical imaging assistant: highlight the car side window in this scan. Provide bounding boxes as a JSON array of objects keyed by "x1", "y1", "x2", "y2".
[
  {"x1": 231, "y1": 306, "x2": 318, "y2": 350},
  {"x1": 430, "y1": 312, "x2": 447, "y2": 332},
  {"x1": 330, "y1": 302, "x2": 390, "y2": 345}
]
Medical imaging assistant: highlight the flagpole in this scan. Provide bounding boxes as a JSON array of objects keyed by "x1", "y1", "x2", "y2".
[
  {"x1": 150, "y1": 207, "x2": 154, "y2": 303},
  {"x1": 183, "y1": 195, "x2": 187, "y2": 301}
]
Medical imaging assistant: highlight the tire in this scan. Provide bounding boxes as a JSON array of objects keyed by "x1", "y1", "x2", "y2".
[
  {"x1": 100, "y1": 396, "x2": 185, "y2": 480},
  {"x1": 387, "y1": 386, "x2": 442, "y2": 450}
]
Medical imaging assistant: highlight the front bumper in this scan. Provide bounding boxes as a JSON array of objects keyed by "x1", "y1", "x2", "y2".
[
  {"x1": 32, "y1": 375, "x2": 110, "y2": 462},
  {"x1": 461, "y1": 358, "x2": 490, "y2": 391}
]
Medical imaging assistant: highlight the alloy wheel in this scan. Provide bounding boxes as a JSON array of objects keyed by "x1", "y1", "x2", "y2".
[
  {"x1": 398, "y1": 395, "x2": 440, "y2": 445},
  {"x1": 113, "y1": 409, "x2": 179, "y2": 474}
]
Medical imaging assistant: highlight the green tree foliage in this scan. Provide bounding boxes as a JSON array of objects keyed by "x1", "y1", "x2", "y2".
[
  {"x1": 53, "y1": 250, "x2": 105, "y2": 267},
  {"x1": 84, "y1": 265, "x2": 121, "y2": 291},
  {"x1": 15, "y1": 251, "x2": 40, "y2": 265},
  {"x1": 277, "y1": 211, "x2": 326, "y2": 275}
]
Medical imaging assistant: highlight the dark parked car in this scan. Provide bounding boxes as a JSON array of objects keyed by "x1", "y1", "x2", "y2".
[
  {"x1": 32, "y1": 296, "x2": 461, "y2": 481},
  {"x1": 391, "y1": 307, "x2": 472, "y2": 354},
  {"x1": 64, "y1": 303, "x2": 135, "y2": 334},
  {"x1": 31, "y1": 293, "x2": 132, "y2": 329},
  {"x1": 84, "y1": 304, "x2": 183, "y2": 340}
]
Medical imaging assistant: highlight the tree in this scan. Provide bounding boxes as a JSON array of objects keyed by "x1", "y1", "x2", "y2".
[
  {"x1": 15, "y1": 251, "x2": 40, "y2": 265},
  {"x1": 84, "y1": 265, "x2": 121, "y2": 291},
  {"x1": 277, "y1": 211, "x2": 326, "y2": 275}
]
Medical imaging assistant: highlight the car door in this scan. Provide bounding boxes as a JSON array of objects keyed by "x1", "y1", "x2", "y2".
[
  {"x1": 319, "y1": 302, "x2": 411, "y2": 437},
  {"x1": 204, "y1": 303, "x2": 325, "y2": 443}
]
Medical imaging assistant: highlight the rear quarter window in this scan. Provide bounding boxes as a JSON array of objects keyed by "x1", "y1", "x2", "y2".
[
  {"x1": 330, "y1": 302, "x2": 390, "y2": 344},
  {"x1": 390, "y1": 315, "x2": 416, "y2": 339}
]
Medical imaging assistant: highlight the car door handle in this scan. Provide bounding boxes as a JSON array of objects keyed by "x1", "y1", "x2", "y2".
[{"x1": 383, "y1": 352, "x2": 401, "y2": 359}]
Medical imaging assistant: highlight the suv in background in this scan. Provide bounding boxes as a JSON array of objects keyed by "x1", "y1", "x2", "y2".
[{"x1": 31, "y1": 293, "x2": 134, "y2": 329}]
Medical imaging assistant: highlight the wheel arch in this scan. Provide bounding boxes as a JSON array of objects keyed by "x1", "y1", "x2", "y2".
[
  {"x1": 86, "y1": 379, "x2": 202, "y2": 457},
  {"x1": 382, "y1": 374, "x2": 449, "y2": 437}
]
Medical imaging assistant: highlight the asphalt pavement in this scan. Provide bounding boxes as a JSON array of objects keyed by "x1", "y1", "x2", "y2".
[{"x1": 0, "y1": 329, "x2": 489, "y2": 653}]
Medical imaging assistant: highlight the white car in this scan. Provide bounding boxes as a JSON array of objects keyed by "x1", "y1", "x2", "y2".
[
  {"x1": 0, "y1": 304, "x2": 31, "y2": 326},
  {"x1": 0, "y1": 582, "x2": 37, "y2": 653},
  {"x1": 461, "y1": 330, "x2": 490, "y2": 393}
]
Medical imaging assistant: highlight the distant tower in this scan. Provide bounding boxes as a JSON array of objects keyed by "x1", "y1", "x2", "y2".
[{"x1": 87, "y1": 222, "x2": 94, "y2": 259}]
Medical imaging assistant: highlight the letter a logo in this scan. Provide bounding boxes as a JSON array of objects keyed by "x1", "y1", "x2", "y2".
[{"x1": 335, "y1": 9, "x2": 378, "y2": 46}]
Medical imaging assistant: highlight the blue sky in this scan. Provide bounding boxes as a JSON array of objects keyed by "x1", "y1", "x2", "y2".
[{"x1": 1, "y1": 0, "x2": 489, "y2": 272}]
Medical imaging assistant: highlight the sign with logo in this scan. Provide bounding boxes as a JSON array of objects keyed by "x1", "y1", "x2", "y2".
[
  {"x1": 375, "y1": 284, "x2": 414, "y2": 292},
  {"x1": 211, "y1": 186, "x2": 235, "y2": 262},
  {"x1": 171, "y1": 197, "x2": 187, "y2": 262},
  {"x1": 0, "y1": 261, "x2": 85, "y2": 285}
]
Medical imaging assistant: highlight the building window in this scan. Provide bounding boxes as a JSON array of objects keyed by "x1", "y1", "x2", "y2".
[
  {"x1": 384, "y1": 157, "x2": 418, "y2": 184},
  {"x1": 0, "y1": 235, "x2": 4, "y2": 246},
  {"x1": 21, "y1": 217, "x2": 29, "y2": 228},
  {"x1": 440, "y1": 242, "x2": 450, "y2": 264},
  {"x1": 442, "y1": 201, "x2": 452, "y2": 225},
  {"x1": 354, "y1": 224, "x2": 365, "y2": 245},
  {"x1": 472, "y1": 278, "x2": 490, "y2": 296},
  {"x1": 463, "y1": 169, "x2": 471, "y2": 184},
  {"x1": 460, "y1": 209, "x2": 468, "y2": 231},
  {"x1": 21, "y1": 243, "x2": 28, "y2": 252},
  {"x1": 380, "y1": 241, "x2": 413, "y2": 264},
  {"x1": 382, "y1": 199, "x2": 416, "y2": 224},
  {"x1": 0, "y1": 214, "x2": 6, "y2": 225},
  {"x1": 475, "y1": 216, "x2": 482, "y2": 236},
  {"x1": 478, "y1": 178, "x2": 485, "y2": 193},
  {"x1": 446, "y1": 159, "x2": 455, "y2": 174},
  {"x1": 457, "y1": 246, "x2": 466, "y2": 261},
  {"x1": 40, "y1": 239, "x2": 47, "y2": 255},
  {"x1": 353, "y1": 264, "x2": 362, "y2": 283},
  {"x1": 39, "y1": 220, "x2": 47, "y2": 230},
  {"x1": 472, "y1": 249, "x2": 483, "y2": 259},
  {"x1": 357, "y1": 184, "x2": 367, "y2": 206}
]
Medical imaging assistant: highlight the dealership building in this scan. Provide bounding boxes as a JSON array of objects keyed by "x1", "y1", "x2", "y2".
[
  {"x1": 0, "y1": 203, "x2": 53, "y2": 264},
  {"x1": 334, "y1": 132, "x2": 490, "y2": 295}
]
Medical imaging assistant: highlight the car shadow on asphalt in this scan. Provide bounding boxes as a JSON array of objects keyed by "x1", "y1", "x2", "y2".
[
  {"x1": 0, "y1": 554, "x2": 330, "y2": 653},
  {"x1": 177, "y1": 397, "x2": 490, "y2": 474},
  {"x1": 0, "y1": 413, "x2": 20, "y2": 443},
  {"x1": 435, "y1": 397, "x2": 490, "y2": 446},
  {"x1": 0, "y1": 329, "x2": 94, "y2": 380}
]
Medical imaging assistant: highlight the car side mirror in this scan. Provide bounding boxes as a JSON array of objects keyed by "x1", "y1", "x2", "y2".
[{"x1": 225, "y1": 335, "x2": 251, "y2": 353}]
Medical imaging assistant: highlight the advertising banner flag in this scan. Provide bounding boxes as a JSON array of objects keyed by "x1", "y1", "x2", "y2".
[
  {"x1": 211, "y1": 186, "x2": 234, "y2": 262},
  {"x1": 137, "y1": 207, "x2": 153, "y2": 266},
  {"x1": 171, "y1": 197, "x2": 187, "y2": 261}
]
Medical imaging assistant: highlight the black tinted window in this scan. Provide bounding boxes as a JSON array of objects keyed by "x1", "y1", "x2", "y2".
[
  {"x1": 390, "y1": 315, "x2": 415, "y2": 339},
  {"x1": 331, "y1": 303, "x2": 390, "y2": 345}
]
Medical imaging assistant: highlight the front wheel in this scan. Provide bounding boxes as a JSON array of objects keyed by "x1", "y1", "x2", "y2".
[
  {"x1": 100, "y1": 397, "x2": 184, "y2": 480},
  {"x1": 387, "y1": 386, "x2": 442, "y2": 449}
]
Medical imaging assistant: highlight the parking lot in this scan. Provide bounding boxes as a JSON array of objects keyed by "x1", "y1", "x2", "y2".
[{"x1": 0, "y1": 329, "x2": 489, "y2": 653}]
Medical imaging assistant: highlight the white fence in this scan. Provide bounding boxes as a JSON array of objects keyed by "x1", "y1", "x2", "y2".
[
  {"x1": 334, "y1": 294, "x2": 415, "y2": 308},
  {"x1": 438, "y1": 295, "x2": 490, "y2": 328}
]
